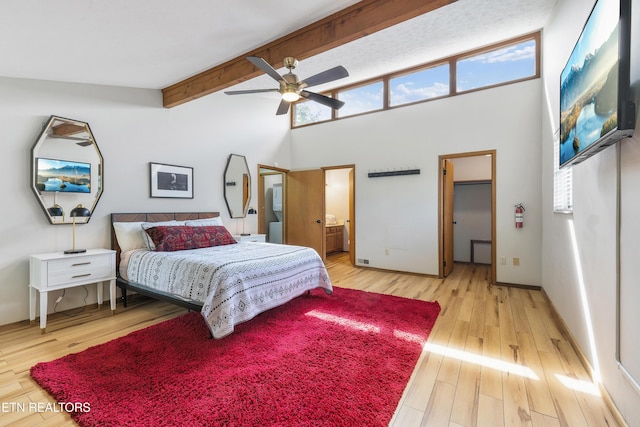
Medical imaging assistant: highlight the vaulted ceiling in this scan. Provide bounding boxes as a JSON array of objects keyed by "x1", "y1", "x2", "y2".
[{"x1": 0, "y1": 0, "x2": 558, "y2": 107}]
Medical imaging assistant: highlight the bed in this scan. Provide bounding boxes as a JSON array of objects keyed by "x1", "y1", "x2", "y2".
[{"x1": 111, "y1": 212, "x2": 332, "y2": 338}]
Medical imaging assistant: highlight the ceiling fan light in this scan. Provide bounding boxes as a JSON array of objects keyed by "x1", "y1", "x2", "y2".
[{"x1": 282, "y1": 91, "x2": 300, "y2": 102}]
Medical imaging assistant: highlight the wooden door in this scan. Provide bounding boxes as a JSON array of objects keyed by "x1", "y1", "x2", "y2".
[
  {"x1": 443, "y1": 159, "x2": 455, "y2": 276},
  {"x1": 286, "y1": 169, "x2": 325, "y2": 258},
  {"x1": 242, "y1": 173, "x2": 250, "y2": 214}
]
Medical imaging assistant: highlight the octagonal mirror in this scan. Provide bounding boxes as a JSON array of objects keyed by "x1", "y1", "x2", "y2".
[
  {"x1": 224, "y1": 154, "x2": 251, "y2": 218},
  {"x1": 31, "y1": 116, "x2": 103, "y2": 224}
]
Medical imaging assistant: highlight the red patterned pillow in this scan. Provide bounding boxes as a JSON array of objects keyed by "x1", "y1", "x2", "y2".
[{"x1": 144, "y1": 225, "x2": 236, "y2": 252}]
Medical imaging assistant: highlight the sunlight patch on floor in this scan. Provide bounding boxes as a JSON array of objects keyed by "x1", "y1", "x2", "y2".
[
  {"x1": 393, "y1": 329, "x2": 426, "y2": 345},
  {"x1": 424, "y1": 342, "x2": 539, "y2": 380},
  {"x1": 555, "y1": 374, "x2": 601, "y2": 396},
  {"x1": 305, "y1": 310, "x2": 380, "y2": 333},
  {"x1": 568, "y1": 219, "x2": 602, "y2": 384}
]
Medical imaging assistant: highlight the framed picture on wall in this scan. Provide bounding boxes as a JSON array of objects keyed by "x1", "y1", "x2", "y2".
[{"x1": 149, "y1": 162, "x2": 193, "y2": 198}]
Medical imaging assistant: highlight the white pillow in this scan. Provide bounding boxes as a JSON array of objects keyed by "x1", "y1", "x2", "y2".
[
  {"x1": 185, "y1": 217, "x2": 224, "y2": 227},
  {"x1": 141, "y1": 220, "x2": 183, "y2": 250},
  {"x1": 113, "y1": 222, "x2": 147, "y2": 253}
]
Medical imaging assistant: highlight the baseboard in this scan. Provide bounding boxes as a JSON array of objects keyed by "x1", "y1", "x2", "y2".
[
  {"x1": 353, "y1": 264, "x2": 439, "y2": 278},
  {"x1": 495, "y1": 281, "x2": 541, "y2": 291},
  {"x1": 540, "y1": 288, "x2": 629, "y2": 427}
]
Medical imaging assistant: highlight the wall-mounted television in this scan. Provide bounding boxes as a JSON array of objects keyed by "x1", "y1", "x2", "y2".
[
  {"x1": 36, "y1": 157, "x2": 91, "y2": 193},
  {"x1": 559, "y1": 0, "x2": 635, "y2": 169}
]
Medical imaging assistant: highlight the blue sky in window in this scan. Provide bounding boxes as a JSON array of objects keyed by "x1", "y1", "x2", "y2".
[
  {"x1": 338, "y1": 81, "x2": 384, "y2": 117},
  {"x1": 390, "y1": 64, "x2": 450, "y2": 106},
  {"x1": 457, "y1": 40, "x2": 536, "y2": 91},
  {"x1": 294, "y1": 100, "x2": 331, "y2": 125}
]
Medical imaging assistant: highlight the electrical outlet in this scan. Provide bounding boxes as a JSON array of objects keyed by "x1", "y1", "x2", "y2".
[
  {"x1": 385, "y1": 249, "x2": 390, "y2": 255},
  {"x1": 513, "y1": 257, "x2": 520, "y2": 266},
  {"x1": 500, "y1": 257, "x2": 506, "y2": 265}
]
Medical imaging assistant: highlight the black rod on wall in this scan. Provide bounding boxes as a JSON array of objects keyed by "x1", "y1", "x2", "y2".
[{"x1": 367, "y1": 169, "x2": 420, "y2": 178}]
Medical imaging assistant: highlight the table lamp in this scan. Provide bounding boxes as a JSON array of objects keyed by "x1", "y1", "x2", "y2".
[
  {"x1": 47, "y1": 204, "x2": 64, "y2": 222},
  {"x1": 64, "y1": 204, "x2": 91, "y2": 254},
  {"x1": 47, "y1": 192, "x2": 64, "y2": 223}
]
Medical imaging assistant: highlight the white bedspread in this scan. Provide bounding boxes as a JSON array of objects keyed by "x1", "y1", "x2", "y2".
[{"x1": 120, "y1": 242, "x2": 332, "y2": 338}]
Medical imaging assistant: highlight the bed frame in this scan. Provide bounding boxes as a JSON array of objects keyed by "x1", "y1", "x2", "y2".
[{"x1": 110, "y1": 212, "x2": 220, "y2": 311}]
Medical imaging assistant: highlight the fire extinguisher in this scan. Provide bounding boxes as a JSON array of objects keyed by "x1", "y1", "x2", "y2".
[{"x1": 515, "y1": 203, "x2": 525, "y2": 229}]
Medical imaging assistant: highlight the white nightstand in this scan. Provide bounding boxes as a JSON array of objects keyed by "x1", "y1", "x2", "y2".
[
  {"x1": 232, "y1": 234, "x2": 266, "y2": 243},
  {"x1": 29, "y1": 248, "x2": 116, "y2": 333}
]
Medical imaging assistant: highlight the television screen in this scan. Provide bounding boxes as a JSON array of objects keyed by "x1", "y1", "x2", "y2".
[
  {"x1": 559, "y1": 0, "x2": 635, "y2": 168},
  {"x1": 36, "y1": 157, "x2": 91, "y2": 193}
]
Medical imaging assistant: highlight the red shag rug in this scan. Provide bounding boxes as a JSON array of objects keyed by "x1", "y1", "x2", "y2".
[{"x1": 31, "y1": 287, "x2": 440, "y2": 427}]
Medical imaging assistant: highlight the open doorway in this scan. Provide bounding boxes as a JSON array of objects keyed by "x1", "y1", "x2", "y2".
[
  {"x1": 324, "y1": 166, "x2": 355, "y2": 265},
  {"x1": 258, "y1": 164, "x2": 289, "y2": 244},
  {"x1": 439, "y1": 151, "x2": 496, "y2": 283}
]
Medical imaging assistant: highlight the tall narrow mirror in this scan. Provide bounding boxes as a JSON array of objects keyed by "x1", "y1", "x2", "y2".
[
  {"x1": 224, "y1": 154, "x2": 251, "y2": 218},
  {"x1": 31, "y1": 116, "x2": 104, "y2": 224}
]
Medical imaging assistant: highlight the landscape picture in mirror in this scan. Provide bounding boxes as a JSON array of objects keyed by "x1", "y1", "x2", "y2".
[
  {"x1": 36, "y1": 157, "x2": 91, "y2": 193},
  {"x1": 559, "y1": 0, "x2": 635, "y2": 169}
]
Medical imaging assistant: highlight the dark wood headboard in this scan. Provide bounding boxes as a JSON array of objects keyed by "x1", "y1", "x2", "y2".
[{"x1": 110, "y1": 212, "x2": 219, "y2": 266}]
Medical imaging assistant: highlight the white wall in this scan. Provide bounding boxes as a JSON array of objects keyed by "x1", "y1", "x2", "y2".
[
  {"x1": 541, "y1": 0, "x2": 640, "y2": 424},
  {"x1": 0, "y1": 77, "x2": 291, "y2": 326},
  {"x1": 291, "y1": 80, "x2": 542, "y2": 283}
]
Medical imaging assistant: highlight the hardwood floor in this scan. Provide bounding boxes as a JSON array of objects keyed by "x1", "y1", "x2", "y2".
[{"x1": 0, "y1": 253, "x2": 621, "y2": 426}]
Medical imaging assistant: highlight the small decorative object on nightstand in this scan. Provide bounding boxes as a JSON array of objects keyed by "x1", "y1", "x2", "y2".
[
  {"x1": 29, "y1": 248, "x2": 116, "y2": 333},
  {"x1": 64, "y1": 204, "x2": 91, "y2": 254},
  {"x1": 233, "y1": 234, "x2": 266, "y2": 243}
]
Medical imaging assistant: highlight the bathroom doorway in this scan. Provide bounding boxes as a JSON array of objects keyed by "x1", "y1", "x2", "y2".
[{"x1": 324, "y1": 165, "x2": 355, "y2": 265}]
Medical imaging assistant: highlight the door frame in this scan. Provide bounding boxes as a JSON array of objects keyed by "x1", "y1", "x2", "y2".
[{"x1": 438, "y1": 150, "x2": 496, "y2": 283}]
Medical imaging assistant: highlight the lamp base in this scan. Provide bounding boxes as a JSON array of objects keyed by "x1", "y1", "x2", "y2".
[{"x1": 64, "y1": 248, "x2": 87, "y2": 254}]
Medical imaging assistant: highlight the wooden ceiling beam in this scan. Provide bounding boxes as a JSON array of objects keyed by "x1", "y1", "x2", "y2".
[
  {"x1": 161, "y1": 0, "x2": 456, "y2": 108},
  {"x1": 52, "y1": 122, "x2": 86, "y2": 136}
]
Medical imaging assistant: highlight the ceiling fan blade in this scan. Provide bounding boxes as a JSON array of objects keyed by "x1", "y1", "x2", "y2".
[
  {"x1": 302, "y1": 66, "x2": 349, "y2": 88},
  {"x1": 247, "y1": 56, "x2": 284, "y2": 83},
  {"x1": 224, "y1": 88, "x2": 279, "y2": 95},
  {"x1": 301, "y1": 91, "x2": 345, "y2": 110},
  {"x1": 276, "y1": 99, "x2": 290, "y2": 115}
]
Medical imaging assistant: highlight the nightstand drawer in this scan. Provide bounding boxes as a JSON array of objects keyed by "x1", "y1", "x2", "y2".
[
  {"x1": 44, "y1": 253, "x2": 115, "y2": 287},
  {"x1": 48, "y1": 265, "x2": 114, "y2": 287},
  {"x1": 47, "y1": 253, "x2": 113, "y2": 275}
]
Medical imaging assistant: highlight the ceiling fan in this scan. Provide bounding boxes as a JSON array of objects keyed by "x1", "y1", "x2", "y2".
[{"x1": 224, "y1": 56, "x2": 349, "y2": 115}]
